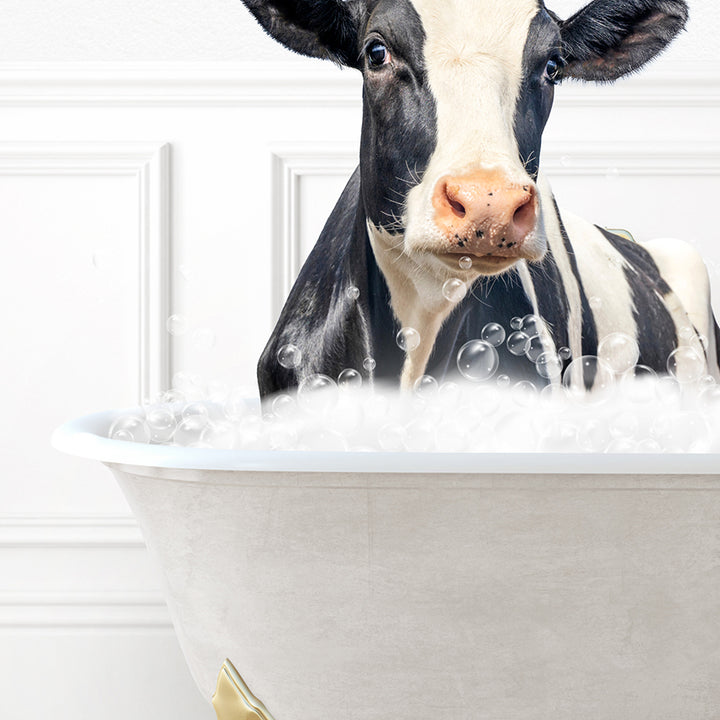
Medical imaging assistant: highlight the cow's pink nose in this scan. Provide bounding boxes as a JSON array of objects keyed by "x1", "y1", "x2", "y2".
[{"x1": 432, "y1": 170, "x2": 537, "y2": 256}]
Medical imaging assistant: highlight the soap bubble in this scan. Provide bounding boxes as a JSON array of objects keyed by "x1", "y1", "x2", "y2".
[
  {"x1": 605, "y1": 437, "x2": 636, "y2": 453},
  {"x1": 397, "y1": 327, "x2": 421, "y2": 352},
  {"x1": 157, "y1": 388, "x2": 185, "y2": 405},
  {"x1": 166, "y1": 314, "x2": 189, "y2": 336},
  {"x1": 268, "y1": 422, "x2": 299, "y2": 450},
  {"x1": 510, "y1": 316, "x2": 523, "y2": 330},
  {"x1": 297, "y1": 374, "x2": 338, "y2": 413},
  {"x1": 378, "y1": 423, "x2": 407, "y2": 452},
  {"x1": 192, "y1": 327, "x2": 216, "y2": 351},
  {"x1": 456, "y1": 340, "x2": 499, "y2": 382},
  {"x1": 442, "y1": 278, "x2": 467, "y2": 303},
  {"x1": 496, "y1": 374, "x2": 511, "y2": 388},
  {"x1": 403, "y1": 417, "x2": 440, "y2": 452},
  {"x1": 577, "y1": 418, "x2": 611, "y2": 453},
  {"x1": 145, "y1": 407, "x2": 177, "y2": 443},
  {"x1": 679, "y1": 325, "x2": 695, "y2": 341},
  {"x1": 438, "y1": 381, "x2": 461, "y2": 402},
  {"x1": 562, "y1": 355, "x2": 614, "y2": 401},
  {"x1": 224, "y1": 388, "x2": 253, "y2": 421},
  {"x1": 520, "y1": 314, "x2": 543, "y2": 337},
  {"x1": 458, "y1": 256, "x2": 473, "y2": 270},
  {"x1": 535, "y1": 351, "x2": 563, "y2": 379},
  {"x1": 271, "y1": 393, "x2": 296, "y2": 418},
  {"x1": 636, "y1": 438, "x2": 663, "y2": 453},
  {"x1": 109, "y1": 414, "x2": 150, "y2": 443},
  {"x1": 481, "y1": 322, "x2": 506, "y2": 348},
  {"x1": 201, "y1": 420, "x2": 237, "y2": 449},
  {"x1": 506, "y1": 331, "x2": 531, "y2": 356},
  {"x1": 346, "y1": 285, "x2": 360, "y2": 301},
  {"x1": 609, "y1": 411, "x2": 639, "y2": 439},
  {"x1": 620, "y1": 365, "x2": 657, "y2": 403},
  {"x1": 589, "y1": 296, "x2": 603, "y2": 310},
  {"x1": 667, "y1": 346, "x2": 705, "y2": 384},
  {"x1": 701, "y1": 385, "x2": 720, "y2": 409},
  {"x1": 278, "y1": 344, "x2": 302, "y2": 369},
  {"x1": 511, "y1": 380, "x2": 538, "y2": 407},
  {"x1": 525, "y1": 335, "x2": 545, "y2": 363},
  {"x1": 235, "y1": 415, "x2": 267, "y2": 450},
  {"x1": 540, "y1": 421, "x2": 578, "y2": 452},
  {"x1": 338, "y1": 368, "x2": 363, "y2": 388},
  {"x1": 363, "y1": 357, "x2": 376, "y2": 372},
  {"x1": 173, "y1": 415, "x2": 208, "y2": 445},
  {"x1": 540, "y1": 383, "x2": 565, "y2": 401},
  {"x1": 302, "y1": 428, "x2": 348, "y2": 452},
  {"x1": 653, "y1": 411, "x2": 710, "y2": 452},
  {"x1": 434, "y1": 417, "x2": 469, "y2": 452},
  {"x1": 181, "y1": 402, "x2": 210, "y2": 420},
  {"x1": 414, "y1": 374, "x2": 439, "y2": 398},
  {"x1": 558, "y1": 346, "x2": 572, "y2": 360},
  {"x1": 655, "y1": 375, "x2": 683, "y2": 405},
  {"x1": 598, "y1": 332, "x2": 640, "y2": 375}
]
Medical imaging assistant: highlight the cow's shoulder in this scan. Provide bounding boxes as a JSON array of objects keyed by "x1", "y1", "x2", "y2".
[{"x1": 257, "y1": 167, "x2": 373, "y2": 397}]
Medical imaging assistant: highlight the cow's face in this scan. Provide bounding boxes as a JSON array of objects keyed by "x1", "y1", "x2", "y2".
[
  {"x1": 242, "y1": 0, "x2": 687, "y2": 278},
  {"x1": 359, "y1": 0, "x2": 559, "y2": 277}
]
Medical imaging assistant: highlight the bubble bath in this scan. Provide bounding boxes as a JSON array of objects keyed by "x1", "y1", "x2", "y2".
[{"x1": 108, "y1": 370, "x2": 720, "y2": 454}]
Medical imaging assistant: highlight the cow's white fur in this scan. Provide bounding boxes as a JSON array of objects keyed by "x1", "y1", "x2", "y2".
[
  {"x1": 404, "y1": 0, "x2": 543, "y2": 259},
  {"x1": 560, "y1": 210, "x2": 639, "y2": 350},
  {"x1": 367, "y1": 220, "x2": 474, "y2": 387},
  {"x1": 535, "y1": 176, "x2": 585, "y2": 365},
  {"x1": 641, "y1": 238, "x2": 719, "y2": 379}
]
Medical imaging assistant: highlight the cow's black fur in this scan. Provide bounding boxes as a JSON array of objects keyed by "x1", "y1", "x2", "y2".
[{"x1": 246, "y1": 0, "x2": 694, "y2": 397}]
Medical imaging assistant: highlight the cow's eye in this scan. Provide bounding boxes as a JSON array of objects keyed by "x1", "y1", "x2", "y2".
[
  {"x1": 544, "y1": 57, "x2": 564, "y2": 85},
  {"x1": 367, "y1": 41, "x2": 390, "y2": 67}
]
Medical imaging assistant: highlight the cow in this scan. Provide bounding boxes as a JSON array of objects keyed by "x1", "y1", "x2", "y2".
[{"x1": 240, "y1": 0, "x2": 720, "y2": 397}]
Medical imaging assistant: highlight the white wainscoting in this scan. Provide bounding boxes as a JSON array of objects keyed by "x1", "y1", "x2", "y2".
[{"x1": 0, "y1": 63, "x2": 718, "y2": 720}]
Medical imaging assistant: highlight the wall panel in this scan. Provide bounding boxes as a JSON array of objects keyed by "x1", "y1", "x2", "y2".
[{"x1": 0, "y1": 63, "x2": 718, "y2": 720}]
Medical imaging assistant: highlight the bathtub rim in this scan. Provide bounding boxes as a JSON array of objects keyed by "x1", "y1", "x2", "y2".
[{"x1": 52, "y1": 407, "x2": 720, "y2": 475}]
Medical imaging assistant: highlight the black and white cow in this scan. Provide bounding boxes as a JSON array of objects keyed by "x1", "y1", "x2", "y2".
[{"x1": 241, "y1": 0, "x2": 720, "y2": 396}]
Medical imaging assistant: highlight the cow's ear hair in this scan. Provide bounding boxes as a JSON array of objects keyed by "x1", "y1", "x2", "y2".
[
  {"x1": 558, "y1": 0, "x2": 688, "y2": 82},
  {"x1": 240, "y1": 0, "x2": 365, "y2": 69}
]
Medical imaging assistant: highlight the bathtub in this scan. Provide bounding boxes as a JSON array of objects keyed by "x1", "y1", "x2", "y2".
[{"x1": 53, "y1": 408, "x2": 720, "y2": 719}]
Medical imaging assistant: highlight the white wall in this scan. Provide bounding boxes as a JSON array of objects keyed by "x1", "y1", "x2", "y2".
[{"x1": 1, "y1": 1, "x2": 718, "y2": 719}]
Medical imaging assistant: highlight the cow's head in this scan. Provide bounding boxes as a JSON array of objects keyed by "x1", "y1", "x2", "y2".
[{"x1": 242, "y1": 0, "x2": 687, "y2": 279}]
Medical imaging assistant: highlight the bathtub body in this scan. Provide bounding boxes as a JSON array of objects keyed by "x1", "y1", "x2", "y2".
[{"x1": 54, "y1": 410, "x2": 720, "y2": 719}]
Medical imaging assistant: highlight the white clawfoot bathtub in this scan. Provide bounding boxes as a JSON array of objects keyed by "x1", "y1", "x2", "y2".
[{"x1": 53, "y1": 409, "x2": 720, "y2": 719}]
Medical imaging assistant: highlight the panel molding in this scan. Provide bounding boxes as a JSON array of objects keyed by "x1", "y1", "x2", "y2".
[
  {"x1": 0, "y1": 142, "x2": 171, "y2": 402},
  {"x1": 0, "y1": 514, "x2": 143, "y2": 548},
  {"x1": 0, "y1": 592, "x2": 171, "y2": 630},
  {"x1": 542, "y1": 141, "x2": 720, "y2": 176},
  {"x1": 0, "y1": 515, "x2": 171, "y2": 630},
  {"x1": 270, "y1": 144, "x2": 357, "y2": 318},
  {"x1": 0, "y1": 63, "x2": 717, "y2": 108}
]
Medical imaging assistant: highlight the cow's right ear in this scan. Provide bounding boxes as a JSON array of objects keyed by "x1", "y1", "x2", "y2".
[
  {"x1": 558, "y1": 0, "x2": 688, "y2": 82},
  {"x1": 240, "y1": 0, "x2": 365, "y2": 69}
]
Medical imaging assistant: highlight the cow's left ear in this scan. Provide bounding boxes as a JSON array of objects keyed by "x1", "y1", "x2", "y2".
[
  {"x1": 558, "y1": 0, "x2": 688, "y2": 82},
  {"x1": 240, "y1": 0, "x2": 365, "y2": 69}
]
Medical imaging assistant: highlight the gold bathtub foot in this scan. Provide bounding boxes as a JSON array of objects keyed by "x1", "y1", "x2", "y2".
[{"x1": 212, "y1": 659, "x2": 276, "y2": 720}]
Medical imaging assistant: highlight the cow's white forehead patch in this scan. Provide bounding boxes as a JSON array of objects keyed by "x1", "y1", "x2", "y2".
[
  {"x1": 409, "y1": 0, "x2": 539, "y2": 168},
  {"x1": 403, "y1": 0, "x2": 541, "y2": 248}
]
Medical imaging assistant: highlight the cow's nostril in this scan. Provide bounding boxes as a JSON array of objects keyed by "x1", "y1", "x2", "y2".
[
  {"x1": 512, "y1": 195, "x2": 536, "y2": 236},
  {"x1": 448, "y1": 197, "x2": 466, "y2": 218}
]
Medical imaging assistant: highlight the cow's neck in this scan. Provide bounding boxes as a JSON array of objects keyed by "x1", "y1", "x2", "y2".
[{"x1": 367, "y1": 173, "x2": 557, "y2": 389}]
